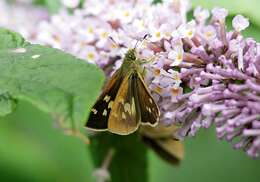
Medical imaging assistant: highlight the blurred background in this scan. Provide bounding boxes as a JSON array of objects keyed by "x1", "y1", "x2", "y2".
[{"x1": 0, "y1": 0, "x2": 260, "y2": 182}]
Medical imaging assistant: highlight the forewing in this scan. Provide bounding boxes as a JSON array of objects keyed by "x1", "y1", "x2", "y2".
[
  {"x1": 108, "y1": 72, "x2": 141, "y2": 135},
  {"x1": 136, "y1": 72, "x2": 160, "y2": 126},
  {"x1": 86, "y1": 70, "x2": 123, "y2": 130}
]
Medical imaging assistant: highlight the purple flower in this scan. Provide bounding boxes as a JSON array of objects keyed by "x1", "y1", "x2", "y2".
[{"x1": 171, "y1": 13, "x2": 260, "y2": 158}]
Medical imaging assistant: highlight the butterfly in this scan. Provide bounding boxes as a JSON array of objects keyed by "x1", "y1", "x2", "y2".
[
  {"x1": 140, "y1": 124, "x2": 184, "y2": 165},
  {"x1": 85, "y1": 48, "x2": 160, "y2": 135}
]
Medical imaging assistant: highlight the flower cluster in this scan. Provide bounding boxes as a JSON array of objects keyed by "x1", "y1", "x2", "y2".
[
  {"x1": 173, "y1": 9, "x2": 260, "y2": 158},
  {"x1": 0, "y1": 0, "x2": 49, "y2": 39},
  {"x1": 0, "y1": 0, "x2": 260, "y2": 158}
]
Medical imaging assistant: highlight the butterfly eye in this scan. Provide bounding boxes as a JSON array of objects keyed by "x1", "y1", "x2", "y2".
[
  {"x1": 131, "y1": 54, "x2": 136, "y2": 60},
  {"x1": 126, "y1": 49, "x2": 136, "y2": 60}
]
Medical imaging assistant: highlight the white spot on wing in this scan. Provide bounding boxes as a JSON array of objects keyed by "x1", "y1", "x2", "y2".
[
  {"x1": 122, "y1": 112, "x2": 126, "y2": 119},
  {"x1": 124, "y1": 103, "x2": 131, "y2": 114},
  {"x1": 149, "y1": 98, "x2": 153, "y2": 104},
  {"x1": 103, "y1": 95, "x2": 111, "y2": 102},
  {"x1": 91, "y1": 108, "x2": 97, "y2": 114},
  {"x1": 102, "y1": 109, "x2": 107, "y2": 116},
  {"x1": 146, "y1": 106, "x2": 151, "y2": 113},
  {"x1": 108, "y1": 101, "x2": 114, "y2": 109},
  {"x1": 131, "y1": 97, "x2": 136, "y2": 116}
]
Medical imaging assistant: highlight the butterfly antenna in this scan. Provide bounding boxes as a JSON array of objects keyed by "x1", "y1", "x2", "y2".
[
  {"x1": 134, "y1": 39, "x2": 140, "y2": 50},
  {"x1": 135, "y1": 34, "x2": 151, "y2": 50},
  {"x1": 143, "y1": 34, "x2": 150, "y2": 40},
  {"x1": 109, "y1": 36, "x2": 127, "y2": 56},
  {"x1": 109, "y1": 36, "x2": 119, "y2": 48}
]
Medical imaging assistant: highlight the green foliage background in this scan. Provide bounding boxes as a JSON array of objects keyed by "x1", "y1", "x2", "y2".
[{"x1": 1, "y1": 0, "x2": 260, "y2": 182}]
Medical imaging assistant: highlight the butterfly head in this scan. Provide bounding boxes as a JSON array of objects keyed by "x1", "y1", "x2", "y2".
[{"x1": 125, "y1": 49, "x2": 137, "y2": 61}]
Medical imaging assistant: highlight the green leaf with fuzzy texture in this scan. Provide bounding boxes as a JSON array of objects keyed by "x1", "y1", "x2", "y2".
[
  {"x1": 0, "y1": 29, "x2": 28, "y2": 49},
  {"x1": 0, "y1": 28, "x2": 104, "y2": 130},
  {"x1": 0, "y1": 90, "x2": 16, "y2": 116}
]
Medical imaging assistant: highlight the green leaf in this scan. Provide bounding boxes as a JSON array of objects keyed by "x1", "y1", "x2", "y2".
[
  {"x1": 89, "y1": 133, "x2": 148, "y2": 182},
  {"x1": 0, "y1": 28, "x2": 105, "y2": 131},
  {"x1": 0, "y1": 91, "x2": 16, "y2": 116},
  {"x1": 0, "y1": 29, "x2": 26, "y2": 116},
  {"x1": 0, "y1": 29, "x2": 28, "y2": 49}
]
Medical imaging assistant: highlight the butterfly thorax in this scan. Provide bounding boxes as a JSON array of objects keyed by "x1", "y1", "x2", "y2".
[{"x1": 120, "y1": 49, "x2": 142, "y2": 75}]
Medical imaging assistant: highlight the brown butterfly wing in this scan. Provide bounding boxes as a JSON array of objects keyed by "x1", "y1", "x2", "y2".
[
  {"x1": 140, "y1": 124, "x2": 179, "y2": 139},
  {"x1": 136, "y1": 72, "x2": 160, "y2": 126},
  {"x1": 86, "y1": 70, "x2": 123, "y2": 130},
  {"x1": 156, "y1": 138, "x2": 184, "y2": 162},
  {"x1": 140, "y1": 124, "x2": 184, "y2": 165},
  {"x1": 142, "y1": 136, "x2": 184, "y2": 165},
  {"x1": 108, "y1": 72, "x2": 141, "y2": 135}
]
